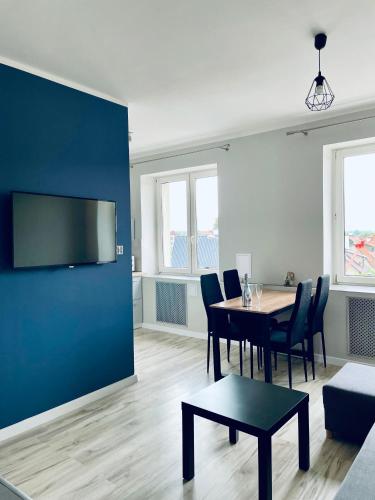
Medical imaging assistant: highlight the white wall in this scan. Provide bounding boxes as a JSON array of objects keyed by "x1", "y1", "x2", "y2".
[
  {"x1": 130, "y1": 107, "x2": 375, "y2": 364},
  {"x1": 140, "y1": 175, "x2": 157, "y2": 274}
]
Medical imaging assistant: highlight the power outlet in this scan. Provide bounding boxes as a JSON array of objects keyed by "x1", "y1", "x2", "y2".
[{"x1": 116, "y1": 245, "x2": 124, "y2": 255}]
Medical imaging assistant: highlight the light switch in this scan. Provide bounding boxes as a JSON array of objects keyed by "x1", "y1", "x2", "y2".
[{"x1": 116, "y1": 245, "x2": 124, "y2": 255}]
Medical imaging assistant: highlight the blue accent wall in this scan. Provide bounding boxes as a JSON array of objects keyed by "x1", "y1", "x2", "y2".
[{"x1": 0, "y1": 64, "x2": 133, "y2": 428}]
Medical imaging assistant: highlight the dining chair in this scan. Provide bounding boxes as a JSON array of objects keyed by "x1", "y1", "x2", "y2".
[
  {"x1": 223, "y1": 269, "x2": 263, "y2": 378},
  {"x1": 270, "y1": 279, "x2": 312, "y2": 389},
  {"x1": 307, "y1": 274, "x2": 330, "y2": 380},
  {"x1": 201, "y1": 273, "x2": 244, "y2": 375},
  {"x1": 275, "y1": 275, "x2": 330, "y2": 380},
  {"x1": 223, "y1": 269, "x2": 242, "y2": 360},
  {"x1": 223, "y1": 269, "x2": 242, "y2": 299}
]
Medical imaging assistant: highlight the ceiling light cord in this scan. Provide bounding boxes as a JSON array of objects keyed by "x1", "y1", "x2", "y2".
[{"x1": 318, "y1": 49, "x2": 321, "y2": 74}]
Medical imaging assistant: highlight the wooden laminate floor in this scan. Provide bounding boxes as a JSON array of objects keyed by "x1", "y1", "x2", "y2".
[{"x1": 0, "y1": 329, "x2": 359, "y2": 499}]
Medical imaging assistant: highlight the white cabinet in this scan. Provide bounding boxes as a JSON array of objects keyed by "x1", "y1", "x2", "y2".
[{"x1": 132, "y1": 275, "x2": 142, "y2": 329}]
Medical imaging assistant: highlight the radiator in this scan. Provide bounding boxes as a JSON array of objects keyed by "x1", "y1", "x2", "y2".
[
  {"x1": 156, "y1": 281, "x2": 187, "y2": 326},
  {"x1": 347, "y1": 296, "x2": 375, "y2": 357}
]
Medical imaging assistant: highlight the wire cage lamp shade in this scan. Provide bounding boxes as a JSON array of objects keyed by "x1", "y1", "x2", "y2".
[
  {"x1": 305, "y1": 72, "x2": 334, "y2": 111},
  {"x1": 305, "y1": 33, "x2": 334, "y2": 111}
]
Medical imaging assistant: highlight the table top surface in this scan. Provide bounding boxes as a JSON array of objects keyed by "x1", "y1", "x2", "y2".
[
  {"x1": 210, "y1": 289, "x2": 296, "y2": 315},
  {"x1": 182, "y1": 375, "x2": 308, "y2": 433}
]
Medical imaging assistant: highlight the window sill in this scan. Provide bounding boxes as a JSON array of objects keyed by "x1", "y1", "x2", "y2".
[
  {"x1": 142, "y1": 273, "x2": 201, "y2": 282},
  {"x1": 330, "y1": 284, "x2": 375, "y2": 294}
]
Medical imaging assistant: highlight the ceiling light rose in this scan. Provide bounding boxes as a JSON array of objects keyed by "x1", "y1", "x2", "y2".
[{"x1": 305, "y1": 33, "x2": 334, "y2": 111}]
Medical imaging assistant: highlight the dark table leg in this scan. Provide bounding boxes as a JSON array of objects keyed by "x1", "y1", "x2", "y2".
[
  {"x1": 229, "y1": 426, "x2": 239, "y2": 444},
  {"x1": 262, "y1": 317, "x2": 272, "y2": 384},
  {"x1": 298, "y1": 399, "x2": 310, "y2": 471},
  {"x1": 258, "y1": 435, "x2": 272, "y2": 500},
  {"x1": 182, "y1": 406, "x2": 195, "y2": 481},
  {"x1": 212, "y1": 310, "x2": 223, "y2": 382}
]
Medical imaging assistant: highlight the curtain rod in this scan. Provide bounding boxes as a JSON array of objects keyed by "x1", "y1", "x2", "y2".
[
  {"x1": 131, "y1": 143, "x2": 230, "y2": 166},
  {"x1": 286, "y1": 114, "x2": 375, "y2": 136}
]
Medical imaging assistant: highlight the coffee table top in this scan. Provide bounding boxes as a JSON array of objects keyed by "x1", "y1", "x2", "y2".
[{"x1": 182, "y1": 375, "x2": 308, "y2": 435}]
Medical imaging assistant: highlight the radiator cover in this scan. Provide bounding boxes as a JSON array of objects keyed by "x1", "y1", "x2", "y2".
[
  {"x1": 156, "y1": 281, "x2": 187, "y2": 326},
  {"x1": 347, "y1": 296, "x2": 375, "y2": 357}
]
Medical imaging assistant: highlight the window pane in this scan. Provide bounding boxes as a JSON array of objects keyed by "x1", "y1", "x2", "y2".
[
  {"x1": 161, "y1": 180, "x2": 188, "y2": 269},
  {"x1": 344, "y1": 154, "x2": 375, "y2": 277},
  {"x1": 195, "y1": 176, "x2": 219, "y2": 269}
]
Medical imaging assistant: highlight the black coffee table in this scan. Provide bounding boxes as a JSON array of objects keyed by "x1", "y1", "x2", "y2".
[{"x1": 181, "y1": 375, "x2": 309, "y2": 500}]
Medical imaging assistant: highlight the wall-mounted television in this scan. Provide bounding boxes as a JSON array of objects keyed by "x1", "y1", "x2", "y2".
[{"x1": 12, "y1": 192, "x2": 117, "y2": 269}]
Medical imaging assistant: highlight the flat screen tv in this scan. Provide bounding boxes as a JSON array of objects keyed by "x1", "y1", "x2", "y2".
[{"x1": 12, "y1": 192, "x2": 117, "y2": 269}]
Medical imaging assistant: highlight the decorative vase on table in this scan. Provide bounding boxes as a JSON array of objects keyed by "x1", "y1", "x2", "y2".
[{"x1": 242, "y1": 273, "x2": 252, "y2": 307}]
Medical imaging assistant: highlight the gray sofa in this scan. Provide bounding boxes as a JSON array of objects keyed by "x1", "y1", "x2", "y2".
[
  {"x1": 0, "y1": 477, "x2": 31, "y2": 500},
  {"x1": 334, "y1": 424, "x2": 375, "y2": 500},
  {"x1": 323, "y1": 362, "x2": 375, "y2": 499}
]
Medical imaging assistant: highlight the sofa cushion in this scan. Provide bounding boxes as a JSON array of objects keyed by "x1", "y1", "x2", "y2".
[
  {"x1": 323, "y1": 362, "x2": 375, "y2": 442},
  {"x1": 325, "y1": 362, "x2": 375, "y2": 397},
  {"x1": 335, "y1": 424, "x2": 375, "y2": 499},
  {"x1": 0, "y1": 477, "x2": 31, "y2": 500}
]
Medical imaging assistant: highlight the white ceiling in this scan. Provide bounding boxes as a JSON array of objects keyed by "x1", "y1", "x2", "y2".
[{"x1": 1, "y1": 0, "x2": 375, "y2": 156}]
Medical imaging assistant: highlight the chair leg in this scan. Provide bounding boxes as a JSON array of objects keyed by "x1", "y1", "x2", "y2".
[
  {"x1": 321, "y1": 330, "x2": 327, "y2": 368},
  {"x1": 207, "y1": 333, "x2": 211, "y2": 373},
  {"x1": 307, "y1": 335, "x2": 315, "y2": 380},
  {"x1": 250, "y1": 343, "x2": 254, "y2": 379},
  {"x1": 227, "y1": 339, "x2": 231, "y2": 362},
  {"x1": 274, "y1": 351, "x2": 277, "y2": 371},
  {"x1": 311, "y1": 343, "x2": 316, "y2": 380},
  {"x1": 302, "y1": 342, "x2": 308, "y2": 382},
  {"x1": 239, "y1": 341, "x2": 243, "y2": 376},
  {"x1": 287, "y1": 352, "x2": 292, "y2": 389},
  {"x1": 257, "y1": 347, "x2": 263, "y2": 370}
]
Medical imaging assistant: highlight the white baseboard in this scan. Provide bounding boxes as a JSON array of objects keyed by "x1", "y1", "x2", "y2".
[
  {"x1": 141, "y1": 323, "x2": 357, "y2": 368},
  {"x1": 141, "y1": 322, "x2": 207, "y2": 340},
  {"x1": 315, "y1": 354, "x2": 346, "y2": 366},
  {"x1": 317, "y1": 353, "x2": 375, "y2": 367},
  {"x1": 0, "y1": 374, "x2": 138, "y2": 444}
]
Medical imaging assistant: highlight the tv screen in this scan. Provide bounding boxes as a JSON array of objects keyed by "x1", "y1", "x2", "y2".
[{"x1": 12, "y1": 192, "x2": 117, "y2": 268}]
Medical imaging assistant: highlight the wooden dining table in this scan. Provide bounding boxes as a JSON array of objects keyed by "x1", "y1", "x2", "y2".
[{"x1": 210, "y1": 289, "x2": 297, "y2": 384}]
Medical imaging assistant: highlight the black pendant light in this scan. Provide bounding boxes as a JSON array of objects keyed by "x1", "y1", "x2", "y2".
[{"x1": 305, "y1": 33, "x2": 334, "y2": 111}]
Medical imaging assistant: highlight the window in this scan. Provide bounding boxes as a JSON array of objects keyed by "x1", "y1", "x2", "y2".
[
  {"x1": 333, "y1": 144, "x2": 375, "y2": 285},
  {"x1": 157, "y1": 169, "x2": 219, "y2": 274}
]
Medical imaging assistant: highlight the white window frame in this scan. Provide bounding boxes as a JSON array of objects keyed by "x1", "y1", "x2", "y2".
[
  {"x1": 333, "y1": 143, "x2": 375, "y2": 285},
  {"x1": 190, "y1": 169, "x2": 218, "y2": 275},
  {"x1": 156, "y1": 168, "x2": 218, "y2": 275}
]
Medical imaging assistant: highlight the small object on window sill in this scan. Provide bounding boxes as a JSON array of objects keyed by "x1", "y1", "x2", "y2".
[{"x1": 284, "y1": 271, "x2": 295, "y2": 287}]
